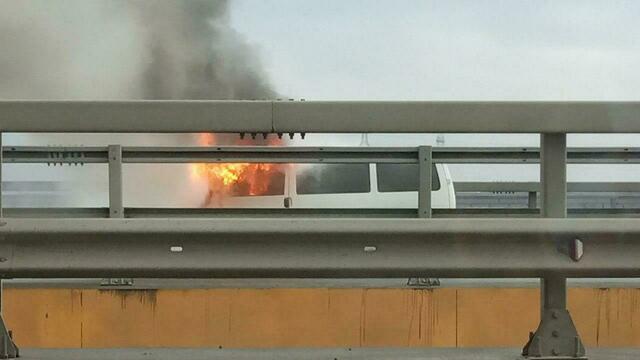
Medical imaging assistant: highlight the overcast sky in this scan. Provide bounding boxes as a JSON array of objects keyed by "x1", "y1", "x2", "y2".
[
  {"x1": 231, "y1": 0, "x2": 640, "y2": 101},
  {"x1": 229, "y1": 0, "x2": 640, "y2": 181},
  {"x1": 3, "y1": 0, "x2": 640, "y2": 187}
]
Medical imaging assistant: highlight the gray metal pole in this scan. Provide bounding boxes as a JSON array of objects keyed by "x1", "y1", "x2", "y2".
[
  {"x1": 541, "y1": 273, "x2": 567, "y2": 310},
  {"x1": 418, "y1": 146, "x2": 432, "y2": 218},
  {"x1": 105, "y1": 145, "x2": 130, "y2": 286},
  {"x1": 528, "y1": 192, "x2": 537, "y2": 209},
  {"x1": 540, "y1": 133, "x2": 568, "y2": 314},
  {"x1": 540, "y1": 134, "x2": 567, "y2": 218},
  {"x1": 0, "y1": 133, "x2": 2, "y2": 313},
  {"x1": 523, "y1": 133, "x2": 585, "y2": 359},
  {"x1": 0, "y1": 132, "x2": 3, "y2": 219},
  {"x1": 108, "y1": 145, "x2": 124, "y2": 218}
]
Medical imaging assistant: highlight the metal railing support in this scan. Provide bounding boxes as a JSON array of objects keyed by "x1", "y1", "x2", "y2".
[
  {"x1": 0, "y1": 133, "x2": 19, "y2": 359},
  {"x1": 523, "y1": 133, "x2": 585, "y2": 359},
  {"x1": 104, "y1": 145, "x2": 132, "y2": 287},
  {"x1": 540, "y1": 134, "x2": 567, "y2": 218},
  {"x1": 0, "y1": 132, "x2": 2, "y2": 219},
  {"x1": 541, "y1": 274, "x2": 567, "y2": 310},
  {"x1": 418, "y1": 146, "x2": 432, "y2": 218},
  {"x1": 528, "y1": 192, "x2": 537, "y2": 209},
  {"x1": 108, "y1": 145, "x2": 124, "y2": 218},
  {"x1": 0, "y1": 133, "x2": 2, "y2": 317},
  {"x1": 416, "y1": 146, "x2": 439, "y2": 286}
]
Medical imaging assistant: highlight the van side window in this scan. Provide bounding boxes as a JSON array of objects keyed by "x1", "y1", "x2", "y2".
[
  {"x1": 376, "y1": 163, "x2": 441, "y2": 192},
  {"x1": 296, "y1": 164, "x2": 371, "y2": 194}
]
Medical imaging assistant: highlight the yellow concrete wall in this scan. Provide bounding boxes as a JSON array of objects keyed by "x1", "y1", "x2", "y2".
[{"x1": 4, "y1": 288, "x2": 640, "y2": 348}]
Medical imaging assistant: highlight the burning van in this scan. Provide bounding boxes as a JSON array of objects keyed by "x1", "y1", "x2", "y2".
[{"x1": 192, "y1": 162, "x2": 456, "y2": 209}]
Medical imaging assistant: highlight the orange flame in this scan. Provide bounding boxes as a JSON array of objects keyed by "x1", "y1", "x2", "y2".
[
  {"x1": 193, "y1": 162, "x2": 277, "y2": 195},
  {"x1": 191, "y1": 133, "x2": 284, "y2": 207}
]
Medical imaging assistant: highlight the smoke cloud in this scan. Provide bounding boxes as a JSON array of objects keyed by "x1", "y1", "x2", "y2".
[
  {"x1": 0, "y1": 0, "x2": 278, "y2": 207},
  {"x1": 136, "y1": 1, "x2": 277, "y2": 100},
  {"x1": 0, "y1": 0, "x2": 276, "y2": 100}
]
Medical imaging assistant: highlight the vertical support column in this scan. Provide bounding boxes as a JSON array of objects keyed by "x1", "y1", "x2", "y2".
[
  {"x1": 528, "y1": 191, "x2": 537, "y2": 209},
  {"x1": 522, "y1": 133, "x2": 585, "y2": 359},
  {"x1": 412, "y1": 146, "x2": 439, "y2": 287},
  {"x1": 418, "y1": 146, "x2": 432, "y2": 218},
  {"x1": 104, "y1": 145, "x2": 133, "y2": 287},
  {"x1": 541, "y1": 274, "x2": 567, "y2": 311},
  {"x1": 0, "y1": 132, "x2": 3, "y2": 219},
  {"x1": 540, "y1": 133, "x2": 567, "y2": 317},
  {"x1": 0, "y1": 133, "x2": 2, "y2": 315},
  {"x1": 0, "y1": 133, "x2": 18, "y2": 358},
  {"x1": 108, "y1": 145, "x2": 124, "y2": 218},
  {"x1": 540, "y1": 134, "x2": 566, "y2": 218}
]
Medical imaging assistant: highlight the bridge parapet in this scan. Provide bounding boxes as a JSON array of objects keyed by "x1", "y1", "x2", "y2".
[{"x1": 2, "y1": 100, "x2": 640, "y2": 359}]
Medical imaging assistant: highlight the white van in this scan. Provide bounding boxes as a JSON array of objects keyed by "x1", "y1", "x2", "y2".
[{"x1": 216, "y1": 163, "x2": 456, "y2": 209}]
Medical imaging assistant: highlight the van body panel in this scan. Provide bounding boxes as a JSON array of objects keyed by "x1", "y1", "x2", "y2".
[{"x1": 219, "y1": 163, "x2": 456, "y2": 209}]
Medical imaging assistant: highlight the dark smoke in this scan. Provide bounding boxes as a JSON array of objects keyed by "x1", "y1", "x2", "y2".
[
  {"x1": 134, "y1": 0, "x2": 277, "y2": 100},
  {"x1": 0, "y1": 0, "x2": 277, "y2": 100},
  {"x1": 0, "y1": 0, "x2": 279, "y2": 207}
]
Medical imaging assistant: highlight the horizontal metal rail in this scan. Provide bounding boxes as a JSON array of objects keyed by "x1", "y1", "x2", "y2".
[
  {"x1": 435, "y1": 147, "x2": 640, "y2": 163},
  {"x1": 3, "y1": 207, "x2": 640, "y2": 218},
  {"x1": 2, "y1": 100, "x2": 640, "y2": 133},
  {"x1": 4, "y1": 146, "x2": 640, "y2": 164},
  {"x1": 7, "y1": 278, "x2": 640, "y2": 290},
  {"x1": 0, "y1": 218, "x2": 638, "y2": 278},
  {"x1": 3, "y1": 146, "x2": 418, "y2": 164},
  {"x1": 455, "y1": 182, "x2": 640, "y2": 193}
]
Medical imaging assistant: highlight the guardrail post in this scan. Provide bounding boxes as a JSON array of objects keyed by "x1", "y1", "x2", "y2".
[
  {"x1": 105, "y1": 145, "x2": 132, "y2": 287},
  {"x1": 416, "y1": 146, "x2": 439, "y2": 287},
  {"x1": 0, "y1": 133, "x2": 2, "y2": 318},
  {"x1": 418, "y1": 146, "x2": 432, "y2": 218},
  {"x1": 108, "y1": 145, "x2": 124, "y2": 218},
  {"x1": 523, "y1": 133, "x2": 585, "y2": 359},
  {"x1": 528, "y1": 191, "x2": 537, "y2": 209},
  {"x1": 0, "y1": 133, "x2": 19, "y2": 358},
  {"x1": 540, "y1": 134, "x2": 567, "y2": 218},
  {"x1": 0, "y1": 132, "x2": 2, "y2": 219}
]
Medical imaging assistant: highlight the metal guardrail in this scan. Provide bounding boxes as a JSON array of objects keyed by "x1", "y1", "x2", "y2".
[
  {"x1": 0, "y1": 218, "x2": 636, "y2": 279},
  {"x1": 2, "y1": 100, "x2": 640, "y2": 133},
  {"x1": 3, "y1": 207, "x2": 640, "y2": 219},
  {"x1": 455, "y1": 181, "x2": 640, "y2": 193},
  {"x1": 1, "y1": 100, "x2": 640, "y2": 359},
  {"x1": 2, "y1": 145, "x2": 640, "y2": 219},
  {"x1": 3, "y1": 144, "x2": 439, "y2": 219},
  {"x1": 4, "y1": 145, "x2": 640, "y2": 164},
  {"x1": 454, "y1": 181, "x2": 640, "y2": 210}
]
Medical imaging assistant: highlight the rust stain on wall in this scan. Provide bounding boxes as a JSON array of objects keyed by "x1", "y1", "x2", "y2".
[{"x1": 99, "y1": 289, "x2": 158, "y2": 311}]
